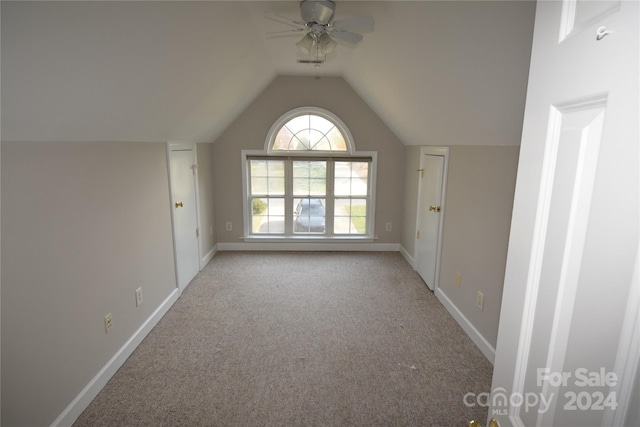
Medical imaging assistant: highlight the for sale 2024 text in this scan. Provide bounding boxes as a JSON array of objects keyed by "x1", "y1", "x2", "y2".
[{"x1": 537, "y1": 367, "x2": 618, "y2": 411}]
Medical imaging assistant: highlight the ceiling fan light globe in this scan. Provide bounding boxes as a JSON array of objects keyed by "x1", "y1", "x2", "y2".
[
  {"x1": 318, "y1": 33, "x2": 337, "y2": 55},
  {"x1": 296, "y1": 34, "x2": 315, "y2": 55}
]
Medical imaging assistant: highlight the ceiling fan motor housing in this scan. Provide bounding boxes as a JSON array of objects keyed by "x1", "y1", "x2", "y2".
[{"x1": 300, "y1": 0, "x2": 335, "y2": 25}]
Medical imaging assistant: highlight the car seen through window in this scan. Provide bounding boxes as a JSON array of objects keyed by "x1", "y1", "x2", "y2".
[{"x1": 294, "y1": 198, "x2": 326, "y2": 233}]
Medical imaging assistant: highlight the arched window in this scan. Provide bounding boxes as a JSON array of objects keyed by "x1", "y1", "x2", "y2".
[
  {"x1": 267, "y1": 108, "x2": 351, "y2": 153},
  {"x1": 265, "y1": 107, "x2": 355, "y2": 154},
  {"x1": 243, "y1": 107, "x2": 376, "y2": 240}
]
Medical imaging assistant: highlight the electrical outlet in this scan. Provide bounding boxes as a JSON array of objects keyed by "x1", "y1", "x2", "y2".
[
  {"x1": 455, "y1": 272, "x2": 462, "y2": 287},
  {"x1": 225, "y1": 222, "x2": 232, "y2": 231},
  {"x1": 209, "y1": 226, "x2": 213, "y2": 236},
  {"x1": 135, "y1": 287, "x2": 143, "y2": 307},
  {"x1": 476, "y1": 292, "x2": 484, "y2": 311},
  {"x1": 386, "y1": 222, "x2": 392, "y2": 232},
  {"x1": 104, "y1": 313, "x2": 113, "y2": 333}
]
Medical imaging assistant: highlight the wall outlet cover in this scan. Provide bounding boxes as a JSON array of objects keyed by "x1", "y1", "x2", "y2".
[
  {"x1": 135, "y1": 287, "x2": 143, "y2": 307},
  {"x1": 476, "y1": 292, "x2": 484, "y2": 311},
  {"x1": 104, "y1": 313, "x2": 113, "y2": 333}
]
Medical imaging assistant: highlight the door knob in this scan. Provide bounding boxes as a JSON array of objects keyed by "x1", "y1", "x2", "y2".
[
  {"x1": 175, "y1": 201, "x2": 184, "y2": 208},
  {"x1": 429, "y1": 205, "x2": 441, "y2": 212}
]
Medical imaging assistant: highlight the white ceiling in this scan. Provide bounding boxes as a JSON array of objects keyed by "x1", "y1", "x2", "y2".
[{"x1": 1, "y1": 1, "x2": 536, "y2": 145}]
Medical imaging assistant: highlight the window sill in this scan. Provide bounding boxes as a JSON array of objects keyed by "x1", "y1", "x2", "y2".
[{"x1": 242, "y1": 235, "x2": 375, "y2": 243}]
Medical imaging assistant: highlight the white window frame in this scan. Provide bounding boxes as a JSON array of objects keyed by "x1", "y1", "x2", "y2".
[{"x1": 241, "y1": 107, "x2": 377, "y2": 242}]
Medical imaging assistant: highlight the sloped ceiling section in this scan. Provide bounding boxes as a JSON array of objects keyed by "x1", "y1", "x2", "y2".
[
  {"x1": 1, "y1": 1, "x2": 535, "y2": 145},
  {"x1": 1, "y1": 1, "x2": 276, "y2": 143},
  {"x1": 343, "y1": 1, "x2": 536, "y2": 146}
]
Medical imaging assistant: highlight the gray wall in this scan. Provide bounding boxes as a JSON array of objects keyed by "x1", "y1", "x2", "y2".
[
  {"x1": 197, "y1": 143, "x2": 217, "y2": 258},
  {"x1": 401, "y1": 146, "x2": 421, "y2": 256},
  {"x1": 212, "y1": 76, "x2": 406, "y2": 244},
  {"x1": 401, "y1": 145, "x2": 519, "y2": 349},
  {"x1": 1, "y1": 141, "x2": 177, "y2": 426},
  {"x1": 439, "y1": 146, "x2": 519, "y2": 347}
]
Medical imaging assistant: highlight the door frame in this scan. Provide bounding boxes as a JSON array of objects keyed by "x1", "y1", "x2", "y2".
[
  {"x1": 166, "y1": 141, "x2": 202, "y2": 293},
  {"x1": 414, "y1": 146, "x2": 449, "y2": 292}
]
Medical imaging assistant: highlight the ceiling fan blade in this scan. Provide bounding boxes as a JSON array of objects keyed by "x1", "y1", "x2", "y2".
[
  {"x1": 264, "y1": 12, "x2": 307, "y2": 29},
  {"x1": 266, "y1": 28, "x2": 306, "y2": 36},
  {"x1": 332, "y1": 16, "x2": 374, "y2": 34},
  {"x1": 329, "y1": 30, "x2": 363, "y2": 45}
]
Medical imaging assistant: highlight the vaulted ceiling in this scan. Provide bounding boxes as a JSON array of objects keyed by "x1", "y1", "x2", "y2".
[{"x1": 1, "y1": 1, "x2": 536, "y2": 146}]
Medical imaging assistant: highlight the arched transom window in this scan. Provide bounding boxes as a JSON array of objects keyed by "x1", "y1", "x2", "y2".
[
  {"x1": 244, "y1": 107, "x2": 376, "y2": 240},
  {"x1": 266, "y1": 107, "x2": 354, "y2": 154},
  {"x1": 272, "y1": 114, "x2": 347, "y2": 152}
]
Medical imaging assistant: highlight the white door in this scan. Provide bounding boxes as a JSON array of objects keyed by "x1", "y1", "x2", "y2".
[
  {"x1": 169, "y1": 144, "x2": 200, "y2": 292},
  {"x1": 415, "y1": 148, "x2": 447, "y2": 291},
  {"x1": 488, "y1": 1, "x2": 638, "y2": 426}
]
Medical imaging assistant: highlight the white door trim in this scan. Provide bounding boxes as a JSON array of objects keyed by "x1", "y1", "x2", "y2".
[
  {"x1": 604, "y1": 248, "x2": 640, "y2": 426},
  {"x1": 414, "y1": 146, "x2": 449, "y2": 292}
]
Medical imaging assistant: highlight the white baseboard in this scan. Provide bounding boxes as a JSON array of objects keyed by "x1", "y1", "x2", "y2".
[
  {"x1": 435, "y1": 288, "x2": 496, "y2": 364},
  {"x1": 200, "y1": 244, "x2": 217, "y2": 269},
  {"x1": 399, "y1": 245, "x2": 416, "y2": 269},
  {"x1": 217, "y1": 242, "x2": 400, "y2": 252},
  {"x1": 51, "y1": 288, "x2": 181, "y2": 427},
  {"x1": 399, "y1": 246, "x2": 492, "y2": 363}
]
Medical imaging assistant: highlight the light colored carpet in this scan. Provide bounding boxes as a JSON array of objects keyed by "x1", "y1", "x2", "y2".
[{"x1": 74, "y1": 251, "x2": 493, "y2": 426}]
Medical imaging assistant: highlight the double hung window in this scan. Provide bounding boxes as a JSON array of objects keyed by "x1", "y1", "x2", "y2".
[{"x1": 243, "y1": 108, "x2": 376, "y2": 240}]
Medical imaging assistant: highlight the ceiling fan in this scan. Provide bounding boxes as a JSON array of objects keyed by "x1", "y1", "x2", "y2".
[{"x1": 266, "y1": 0, "x2": 374, "y2": 63}]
